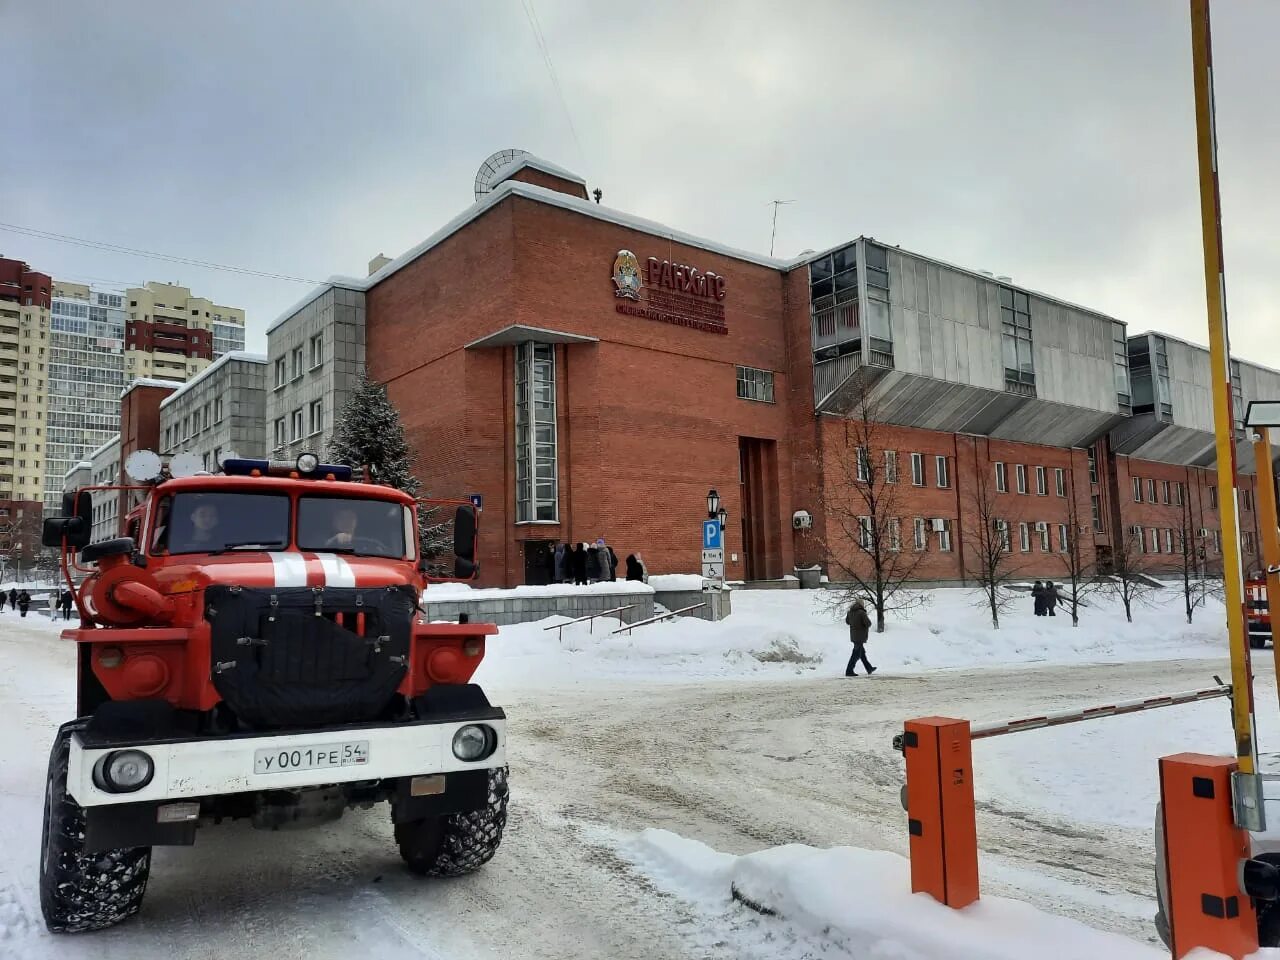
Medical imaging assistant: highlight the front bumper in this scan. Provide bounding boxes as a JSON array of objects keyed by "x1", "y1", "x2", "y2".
[{"x1": 67, "y1": 711, "x2": 506, "y2": 808}]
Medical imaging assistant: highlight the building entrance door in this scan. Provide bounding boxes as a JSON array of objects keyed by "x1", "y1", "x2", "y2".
[
  {"x1": 523, "y1": 539, "x2": 555, "y2": 585},
  {"x1": 738, "y1": 437, "x2": 781, "y2": 581}
]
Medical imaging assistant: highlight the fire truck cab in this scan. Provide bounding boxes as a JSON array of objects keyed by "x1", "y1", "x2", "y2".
[
  {"x1": 38, "y1": 452, "x2": 507, "y2": 933},
  {"x1": 1248, "y1": 577, "x2": 1272, "y2": 648}
]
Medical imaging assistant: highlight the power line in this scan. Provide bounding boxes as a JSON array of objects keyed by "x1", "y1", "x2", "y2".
[
  {"x1": 0, "y1": 221, "x2": 322, "y2": 284},
  {"x1": 519, "y1": 0, "x2": 588, "y2": 173}
]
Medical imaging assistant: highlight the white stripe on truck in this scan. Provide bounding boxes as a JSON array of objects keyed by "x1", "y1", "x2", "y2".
[
  {"x1": 316, "y1": 553, "x2": 356, "y2": 588},
  {"x1": 268, "y1": 552, "x2": 310, "y2": 587}
]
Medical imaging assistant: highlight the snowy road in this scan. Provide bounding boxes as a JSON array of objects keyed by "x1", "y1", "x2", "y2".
[{"x1": 0, "y1": 610, "x2": 1251, "y2": 958}]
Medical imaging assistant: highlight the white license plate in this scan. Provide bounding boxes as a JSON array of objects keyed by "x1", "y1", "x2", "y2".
[{"x1": 253, "y1": 740, "x2": 370, "y2": 775}]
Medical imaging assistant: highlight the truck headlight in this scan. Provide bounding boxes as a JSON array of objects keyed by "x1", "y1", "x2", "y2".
[
  {"x1": 452, "y1": 725, "x2": 496, "y2": 762},
  {"x1": 94, "y1": 749, "x2": 155, "y2": 793}
]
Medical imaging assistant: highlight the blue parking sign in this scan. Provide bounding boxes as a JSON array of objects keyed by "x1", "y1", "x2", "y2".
[{"x1": 702, "y1": 519, "x2": 723, "y2": 550}]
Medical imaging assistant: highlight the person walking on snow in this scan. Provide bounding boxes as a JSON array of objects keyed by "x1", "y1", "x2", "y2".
[
  {"x1": 60, "y1": 589, "x2": 74, "y2": 621},
  {"x1": 845, "y1": 599, "x2": 876, "y2": 677},
  {"x1": 6, "y1": 588, "x2": 15, "y2": 611},
  {"x1": 1032, "y1": 580, "x2": 1046, "y2": 616},
  {"x1": 1045, "y1": 581, "x2": 1060, "y2": 617},
  {"x1": 17, "y1": 590, "x2": 30, "y2": 617},
  {"x1": 597, "y1": 538, "x2": 618, "y2": 582}
]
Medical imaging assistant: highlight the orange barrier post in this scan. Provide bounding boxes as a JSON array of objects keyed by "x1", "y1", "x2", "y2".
[
  {"x1": 1159, "y1": 753, "x2": 1257, "y2": 958},
  {"x1": 902, "y1": 717, "x2": 979, "y2": 908}
]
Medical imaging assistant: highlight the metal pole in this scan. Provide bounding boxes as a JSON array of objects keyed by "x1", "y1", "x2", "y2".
[
  {"x1": 968, "y1": 685, "x2": 1232, "y2": 740},
  {"x1": 1253, "y1": 432, "x2": 1280, "y2": 701},
  {"x1": 1189, "y1": 0, "x2": 1257, "y2": 775}
]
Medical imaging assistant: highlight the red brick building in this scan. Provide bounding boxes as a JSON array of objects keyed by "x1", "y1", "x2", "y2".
[{"x1": 275, "y1": 152, "x2": 1280, "y2": 588}]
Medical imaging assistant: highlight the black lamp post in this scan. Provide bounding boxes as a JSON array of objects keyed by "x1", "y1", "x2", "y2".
[
  {"x1": 717, "y1": 505, "x2": 728, "y2": 530},
  {"x1": 707, "y1": 488, "x2": 720, "y2": 518}
]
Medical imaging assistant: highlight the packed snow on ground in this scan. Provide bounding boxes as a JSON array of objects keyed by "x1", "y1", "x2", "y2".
[
  {"x1": 426, "y1": 580, "x2": 653, "y2": 599},
  {"x1": 646, "y1": 574, "x2": 707, "y2": 591},
  {"x1": 622, "y1": 828, "x2": 1217, "y2": 960},
  {"x1": 475, "y1": 584, "x2": 1232, "y2": 686}
]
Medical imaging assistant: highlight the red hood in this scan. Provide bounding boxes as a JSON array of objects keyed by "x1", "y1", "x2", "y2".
[{"x1": 153, "y1": 551, "x2": 417, "y2": 592}]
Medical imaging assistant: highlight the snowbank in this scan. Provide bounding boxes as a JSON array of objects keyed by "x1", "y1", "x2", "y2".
[
  {"x1": 426, "y1": 580, "x2": 652, "y2": 599},
  {"x1": 476, "y1": 587, "x2": 1233, "y2": 687},
  {"x1": 626, "y1": 829, "x2": 1178, "y2": 960},
  {"x1": 647, "y1": 574, "x2": 706, "y2": 591}
]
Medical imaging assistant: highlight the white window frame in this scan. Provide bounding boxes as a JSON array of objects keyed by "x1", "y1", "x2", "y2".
[
  {"x1": 884, "y1": 450, "x2": 898, "y2": 484},
  {"x1": 1133, "y1": 477, "x2": 1142, "y2": 502},
  {"x1": 290, "y1": 408, "x2": 303, "y2": 441},
  {"x1": 310, "y1": 334, "x2": 324, "y2": 370},
  {"x1": 995, "y1": 461, "x2": 1007, "y2": 493},
  {"x1": 855, "y1": 446, "x2": 870, "y2": 483},
  {"x1": 1055, "y1": 467, "x2": 1066, "y2": 498},
  {"x1": 308, "y1": 399, "x2": 323, "y2": 436},
  {"x1": 857, "y1": 515, "x2": 873, "y2": 550},
  {"x1": 996, "y1": 518, "x2": 1010, "y2": 552},
  {"x1": 1016, "y1": 463, "x2": 1027, "y2": 494},
  {"x1": 1057, "y1": 523, "x2": 1068, "y2": 553},
  {"x1": 888, "y1": 518, "x2": 901, "y2": 552},
  {"x1": 1035, "y1": 466, "x2": 1047, "y2": 496},
  {"x1": 910, "y1": 453, "x2": 924, "y2": 486},
  {"x1": 1175, "y1": 482, "x2": 1184, "y2": 506},
  {"x1": 1149, "y1": 528, "x2": 1159, "y2": 553},
  {"x1": 1018, "y1": 521, "x2": 1030, "y2": 552},
  {"x1": 735, "y1": 365, "x2": 775, "y2": 403},
  {"x1": 274, "y1": 358, "x2": 286, "y2": 388},
  {"x1": 273, "y1": 417, "x2": 286, "y2": 448},
  {"x1": 1147, "y1": 478, "x2": 1157, "y2": 503},
  {"x1": 1164, "y1": 528, "x2": 1174, "y2": 553},
  {"x1": 291, "y1": 346, "x2": 304, "y2": 381},
  {"x1": 937, "y1": 519, "x2": 952, "y2": 552},
  {"x1": 935, "y1": 455, "x2": 950, "y2": 489},
  {"x1": 515, "y1": 342, "x2": 559, "y2": 523},
  {"x1": 1039, "y1": 524, "x2": 1050, "y2": 552},
  {"x1": 913, "y1": 517, "x2": 927, "y2": 551},
  {"x1": 1134, "y1": 525, "x2": 1146, "y2": 553},
  {"x1": 1162, "y1": 480, "x2": 1171, "y2": 504}
]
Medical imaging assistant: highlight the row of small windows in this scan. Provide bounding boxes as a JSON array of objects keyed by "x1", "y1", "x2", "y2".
[
  {"x1": 854, "y1": 516, "x2": 1074, "y2": 555},
  {"x1": 1130, "y1": 525, "x2": 1223, "y2": 556},
  {"x1": 274, "y1": 336, "x2": 325, "y2": 388},
  {"x1": 163, "y1": 398, "x2": 225, "y2": 451},
  {"x1": 994, "y1": 462, "x2": 1068, "y2": 497},
  {"x1": 273, "y1": 401, "x2": 325, "y2": 448},
  {"x1": 854, "y1": 449, "x2": 950, "y2": 488},
  {"x1": 1128, "y1": 476, "x2": 1248, "y2": 512}
]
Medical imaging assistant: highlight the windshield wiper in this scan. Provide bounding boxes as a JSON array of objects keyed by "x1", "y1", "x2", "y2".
[{"x1": 208, "y1": 540, "x2": 286, "y2": 555}]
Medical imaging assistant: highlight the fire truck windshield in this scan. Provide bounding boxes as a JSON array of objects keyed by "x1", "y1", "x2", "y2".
[
  {"x1": 296, "y1": 496, "x2": 408, "y2": 559},
  {"x1": 154, "y1": 492, "x2": 290, "y2": 555}
]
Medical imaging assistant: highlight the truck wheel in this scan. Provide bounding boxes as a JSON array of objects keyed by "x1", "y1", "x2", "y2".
[
  {"x1": 395, "y1": 766, "x2": 508, "y2": 877},
  {"x1": 40, "y1": 722, "x2": 152, "y2": 933}
]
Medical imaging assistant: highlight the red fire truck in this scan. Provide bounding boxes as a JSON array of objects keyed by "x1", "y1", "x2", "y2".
[
  {"x1": 1248, "y1": 576, "x2": 1272, "y2": 648},
  {"x1": 38, "y1": 451, "x2": 507, "y2": 933}
]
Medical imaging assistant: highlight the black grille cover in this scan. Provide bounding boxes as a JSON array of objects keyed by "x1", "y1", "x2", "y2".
[{"x1": 205, "y1": 584, "x2": 415, "y2": 728}]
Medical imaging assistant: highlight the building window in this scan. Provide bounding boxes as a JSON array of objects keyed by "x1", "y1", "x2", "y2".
[
  {"x1": 1161, "y1": 480, "x2": 1171, "y2": 504},
  {"x1": 1132, "y1": 525, "x2": 1145, "y2": 553},
  {"x1": 1149, "y1": 528, "x2": 1161, "y2": 553},
  {"x1": 1019, "y1": 522, "x2": 1030, "y2": 552},
  {"x1": 290, "y1": 346, "x2": 304, "y2": 380},
  {"x1": 1175, "y1": 482, "x2": 1184, "y2": 506},
  {"x1": 202, "y1": 404, "x2": 210, "y2": 431},
  {"x1": 735, "y1": 365, "x2": 774, "y2": 403},
  {"x1": 214, "y1": 398, "x2": 223, "y2": 423},
  {"x1": 290, "y1": 408, "x2": 303, "y2": 440},
  {"x1": 1038, "y1": 523, "x2": 1050, "y2": 552},
  {"x1": 1015, "y1": 464, "x2": 1027, "y2": 495},
  {"x1": 995, "y1": 462, "x2": 1007, "y2": 493},
  {"x1": 1210, "y1": 486, "x2": 1218, "y2": 509},
  {"x1": 910, "y1": 453, "x2": 924, "y2": 486},
  {"x1": 1035, "y1": 466, "x2": 1047, "y2": 496},
  {"x1": 515, "y1": 342, "x2": 558, "y2": 522},
  {"x1": 937, "y1": 519, "x2": 952, "y2": 552},
  {"x1": 1165, "y1": 528, "x2": 1175, "y2": 554},
  {"x1": 1213, "y1": 529, "x2": 1222, "y2": 553},
  {"x1": 1000, "y1": 287, "x2": 1035, "y2": 394},
  {"x1": 1091, "y1": 494, "x2": 1102, "y2": 532},
  {"x1": 1058, "y1": 523, "x2": 1069, "y2": 553},
  {"x1": 1244, "y1": 489, "x2": 1254, "y2": 512},
  {"x1": 857, "y1": 516, "x2": 873, "y2": 550},
  {"x1": 935, "y1": 456, "x2": 950, "y2": 489},
  {"x1": 310, "y1": 334, "x2": 324, "y2": 369},
  {"x1": 913, "y1": 517, "x2": 927, "y2": 551},
  {"x1": 274, "y1": 358, "x2": 286, "y2": 388},
  {"x1": 1055, "y1": 468, "x2": 1066, "y2": 498},
  {"x1": 1133, "y1": 477, "x2": 1143, "y2": 502},
  {"x1": 213, "y1": 446, "x2": 222, "y2": 469},
  {"x1": 164, "y1": 426, "x2": 172, "y2": 451},
  {"x1": 273, "y1": 417, "x2": 286, "y2": 448},
  {"x1": 995, "y1": 518, "x2": 1010, "y2": 552},
  {"x1": 1147, "y1": 479, "x2": 1157, "y2": 503},
  {"x1": 1113, "y1": 322, "x2": 1132, "y2": 414},
  {"x1": 855, "y1": 446, "x2": 870, "y2": 483},
  {"x1": 887, "y1": 517, "x2": 901, "y2": 552},
  {"x1": 308, "y1": 400, "x2": 323, "y2": 435},
  {"x1": 884, "y1": 450, "x2": 898, "y2": 484}
]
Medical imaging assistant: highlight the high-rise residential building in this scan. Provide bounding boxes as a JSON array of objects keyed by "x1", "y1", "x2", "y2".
[
  {"x1": 39, "y1": 279, "x2": 247, "y2": 511},
  {"x1": 45, "y1": 282, "x2": 126, "y2": 510},
  {"x1": 0, "y1": 256, "x2": 52, "y2": 519},
  {"x1": 123, "y1": 281, "x2": 245, "y2": 384}
]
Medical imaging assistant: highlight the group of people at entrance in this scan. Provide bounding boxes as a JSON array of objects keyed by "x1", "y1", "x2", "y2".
[
  {"x1": 546, "y1": 540, "x2": 649, "y2": 585},
  {"x1": 1032, "y1": 580, "x2": 1063, "y2": 617},
  {"x1": 6, "y1": 588, "x2": 73, "y2": 619}
]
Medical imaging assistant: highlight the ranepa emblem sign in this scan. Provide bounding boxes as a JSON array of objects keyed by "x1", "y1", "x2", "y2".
[{"x1": 611, "y1": 249, "x2": 643, "y2": 300}]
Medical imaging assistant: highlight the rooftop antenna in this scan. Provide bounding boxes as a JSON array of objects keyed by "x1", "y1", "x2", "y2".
[{"x1": 769, "y1": 199, "x2": 796, "y2": 257}]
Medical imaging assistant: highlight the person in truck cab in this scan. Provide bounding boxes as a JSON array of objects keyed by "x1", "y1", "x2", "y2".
[
  {"x1": 188, "y1": 500, "x2": 221, "y2": 548},
  {"x1": 325, "y1": 506, "x2": 359, "y2": 548}
]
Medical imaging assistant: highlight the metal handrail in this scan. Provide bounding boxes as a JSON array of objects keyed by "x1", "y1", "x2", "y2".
[
  {"x1": 542, "y1": 604, "x2": 637, "y2": 641},
  {"x1": 612, "y1": 602, "x2": 706, "y2": 635}
]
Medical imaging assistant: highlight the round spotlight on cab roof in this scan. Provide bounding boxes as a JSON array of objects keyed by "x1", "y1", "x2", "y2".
[
  {"x1": 169, "y1": 451, "x2": 203, "y2": 478},
  {"x1": 296, "y1": 453, "x2": 320, "y2": 474},
  {"x1": 124, "y1": 449, "x2": 163, "y2": 483}
]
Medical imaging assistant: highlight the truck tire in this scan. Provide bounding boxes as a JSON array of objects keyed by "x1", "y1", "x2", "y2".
[
  {"x1": 40, "y1": 722, "x2": 152, "y2": 933},
  {"x1": 395, "y1": 766, "x2": 508, "y2": 877}
]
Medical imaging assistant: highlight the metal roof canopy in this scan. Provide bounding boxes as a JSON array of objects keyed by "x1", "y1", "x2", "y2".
[{"x1": 464, "y1": 324, "x2": 599, "y2": 350}]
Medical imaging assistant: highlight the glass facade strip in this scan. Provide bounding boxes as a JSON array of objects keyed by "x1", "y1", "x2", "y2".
[{"x1": 515, "y1": 342, "x2": 557, "y2": 522}]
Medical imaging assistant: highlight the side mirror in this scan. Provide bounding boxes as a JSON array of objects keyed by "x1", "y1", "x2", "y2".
[
  {"x1": 453, "y1": 504, "x2": 478, "y2": 580},
  {"x1": 42, "y1": 490, "x2": 94, "y2": 550}
]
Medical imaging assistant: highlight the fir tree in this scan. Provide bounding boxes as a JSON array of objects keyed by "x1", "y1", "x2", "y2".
[{"x1": 330, "y1": 375, "x2": 452, "y2": 569}]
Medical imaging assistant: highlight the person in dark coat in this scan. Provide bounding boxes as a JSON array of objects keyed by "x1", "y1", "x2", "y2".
[
  {"x1": 585, "y1": 542, "x2": 602, "y2": 583},
  {"x1": 17, "y1": 590, "x2": 30, "y2": 617},
  {"x1": 596, "y1": 538, "x2": 618, "y2": 582},
  {"x1": 59, "y1": 589, "x2": 74, "y2": 621},
  {"x1": 844, "y1": 599, "x2": 875, "y2": 676},
  {"x1": 1045, "y1": 581, "x2": 1060, "y2": 617},
  {"x1": 553, "y1": 542, "x2": 567, "y2": 583},
  {"x1": 6, "y1": 588, "x2": 15, "y2": 611},
  {"x1": 571, "y1": 542, "x2": 588, "y2": 586},
  {"x1": 625, "y1": 553, "x2": 647, "y2": 582},
  {"x1": 1032, "y1": 580, "x2": 1046, "y2": 616}
]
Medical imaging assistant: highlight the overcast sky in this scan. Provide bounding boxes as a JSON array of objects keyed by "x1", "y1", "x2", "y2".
[{"x1": 2, "y1": 1, "x2": 1277, "y2": 367}]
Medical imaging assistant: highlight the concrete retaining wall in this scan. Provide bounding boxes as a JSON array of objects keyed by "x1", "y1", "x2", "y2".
[{"x1": 421, "y1": 590, "x2": 654, "y2": 627}]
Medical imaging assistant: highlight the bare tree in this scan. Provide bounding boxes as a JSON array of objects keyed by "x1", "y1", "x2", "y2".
[
  {"x1": 1107, "y1": 526, "x2": 1161, "y2": 623},
  {"x1": 820, "y1": 391, "x2": 931, "y2": 633},
  {"x1": 963, "y1": 471, "x2": 1022, "y2": 629},
  {"x1": 1172, "y1": 487, "x2": 1220, "y2": 624},
  {"x1": 1054, "y1": 484, "x2": 1103, "y2": 627}
]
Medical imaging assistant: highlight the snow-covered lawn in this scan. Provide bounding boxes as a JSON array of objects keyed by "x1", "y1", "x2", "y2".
[{"x1": 474, "y1": 584, "x2": 1232, "y2": 686}]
